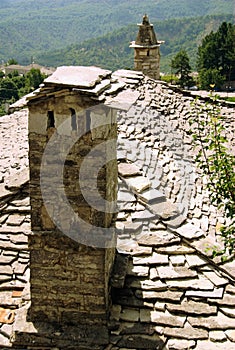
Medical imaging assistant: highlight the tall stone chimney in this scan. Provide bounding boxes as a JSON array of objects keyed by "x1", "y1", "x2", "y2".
[
  {"x1": 25, "y1": 66, "x2": 117, "y2": 348},
  {"x1": 130, "y1": 14, "x2": 164, "y2": 80}
]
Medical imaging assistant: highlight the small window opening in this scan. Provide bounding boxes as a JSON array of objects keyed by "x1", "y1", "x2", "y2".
[
  {"x1": 147, "y1": 50, "x2": 150, "y2": 57},
  {"x1": 86, "y1": 110, "x2": 91, "y2": 132},
  {"x1": 70, "y1": 108, "x2": 77, "y2": 131},
  {"x1": 47, "y1": 110, "x2": 55, "y2": 129}
]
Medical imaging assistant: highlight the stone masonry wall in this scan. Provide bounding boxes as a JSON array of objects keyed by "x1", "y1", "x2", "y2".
[
  {"x1": 27, "y1": 93, "x2": 117, "y2": 343},
  {"x1": 134, "y1": 47, "x2": 160, "y2": 80}
]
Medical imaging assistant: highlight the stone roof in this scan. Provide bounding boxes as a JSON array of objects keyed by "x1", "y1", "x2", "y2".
[
  {"x1": 1, "y1": 67, "x2": 235, "y2": 349},
  {"x1": 130, "y1": 14, "x2": 163, "y2": 48}
]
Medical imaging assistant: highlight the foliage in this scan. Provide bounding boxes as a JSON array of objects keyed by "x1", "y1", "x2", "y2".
[
  {"x1": 35, "y1": 14, "x2": 233, "y2": 74},
  {"x1": 0, "y1": 0, "x2": 232, "y2": 69},
  {"x1": 0, "y1": 68, "x2": 46, "y2": 115},
  {"x1": 6, "y1": 58, "x2": 18, "y2": 65},
  {"x1": 161, "y1": 74, "x2": 179, "y2": 84},
  {"x1": 0, "y1": 78, "x2": 18, "y2": 101},
  {"x1": 198, "y1": 68, "x2": 225, "y2": 90},
  {"x1": 190, "y1": 95, "x2": 235, "y2": 256},
  {"x1": 221, "y1": 97, "x2": 235, "y2": 103},
  {"x1": 25, "y1": 68, "x2": 46, "y2": 92},
  {"x1": 197, "y1": 22, "x2": 235, "y2": 90},
  {"x1": 171, "y1": 50, "x2": 193, "y2": 88}
]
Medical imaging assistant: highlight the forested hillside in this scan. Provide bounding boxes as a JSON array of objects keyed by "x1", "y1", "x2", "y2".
[
  {"x1": 36, "y1": 14, "x2": 233, "y2": 73},
  {"x1": 0, "y1": 0, "x2": 233, "y2": 65}
]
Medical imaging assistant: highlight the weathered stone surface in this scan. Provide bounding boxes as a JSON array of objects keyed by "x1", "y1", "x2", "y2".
[
  {"x1": 120, "y1": 308, "x2": 140, "y2": 322},
  {"x1": 186, "y1": 287, "x2": 224, "y2": 299},
  {"x1": 44, "y1": 66, "x2": 112, "y2": 87},
  {"x1": 157, "y1": 266, "x2": 197, "y2": 280},
  {"x1": 138, "y1": 231, "x2": 180, "y2": 247},
  {"x1": 202, "y1": 271, "x2": 229, "y2": 287},
  {"x1": 150, "y1": 310, "x2": 186, "y2": 327},
  {"x1": 117, "y1": 334, "x2": 165, "y2": 349},
  {"x1": 5, "y1": 168, "x2": 29, "y2": 190},
  {"x1": 133, "y1": 253, "x2": 168, "y2": 266},
  {"x1": 167, "y1": 339, "x2": 196, "y2": 350},
  {"x1": 128, "y1": 279, "x2": 167, "y2": 291},
  {"x1": 225, "y1": 330, "x2": 235, "y2": 342},
  {"x1": 118, "y1": 163, "x2": 141, "y2": 177},
  {"x1": 166, "y1": 275, "x2": 214, "y2": 291},
  {"x1": 208, "y1": 294, "x2": 235, "y2": 306},
  {"x1": 226, "y1": 285, "x2": 235, "y2": 295},
  {"x1": 119, "y1": 321, "x2": 155, "y2": 336},
  {"x1": 185, "y1": 254, "x2": 207, "y2": 268},
  {"x1": 138, "y1": 188, "x2": 166, "y2": 204},
  {"x1": 209, "y1": 330, "x2": 227, "y2": 342},
  {"x1": 118, "y1": 190, "x2": 136, "y2": 202},
  {"x1": 166, "y1": 300, "x2": 217, "y2": 316},
  {"x1": 150, "y1": 201, "x2": 180, "y2": 220},
  {"x1": 127, "y1": 264, "x2": 149, "y2": 277},
  {"x1": 188, "y1": 312, "x2": 235, "y2": 329},
  {"x1": 6, "y1": 214, "x2": 25, "y2": 226},
  {"x1": 157, "y1": 244, "x2": 195, "y2": 255},
  {"x1": 149, "y1": 267, "x2": 158, "y2": 280},
  {"x1": 0, "y1": 308, "x2": 15, "y2": 324},
  {"x1": 125, "y1": 176, "x2": 151, "y2": 193},
  {"x1": 0, "y1": 254, "x2": 16, "y2": 265},
  {"x1": 136, "y1": 290, "x2": 183, "y2": 302},
  {"x1": 176, "y1": 223, "x2": 205, "y2": 240},
  {"x1": 169, "y1": 255, "x2": 185, "y2": 266},
  {"x1": 163, "y1": 322, "x2": 208, "y2": 340},
  {"x1": 123, "y1": 221, "x2": 142, "y2": 233},
  {"x1": 165, "y1": 215, "x2": 187, "y2": 229},
  {"x1": 220, "y1": 307, "x2": 235, "y2": 318},
  {"x1": 132, "y1": 209, "x2": 157, "y2": 220},
  {"x1": 196, "y1": 340, "x2": 235, "y2": 349}
]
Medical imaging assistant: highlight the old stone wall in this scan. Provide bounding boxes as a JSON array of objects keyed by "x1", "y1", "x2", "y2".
[
  {"x1": 134, "y1": 47, "x2": 160, "y2": 80},
  {"x1": 27, "y1": 92, "x2": 117, "y2": 344}
]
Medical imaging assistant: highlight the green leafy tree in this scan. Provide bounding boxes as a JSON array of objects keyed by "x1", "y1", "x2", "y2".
[
  {"x1": 199, "y1": 68, "x2": 225, "y2": 90},
  {"x1": 171, "y1": 49, "x2": 193, "y2": 88},
  {"x1": 190, "y1": 95, "x2": 235, "y2": 257},
  {"x1": 6, "y1": 58, "x2": 18, "y2": 65},
  {"x1": 0, "y1": 78, "x2": 18, "y2": 101},
  {"x1": 25, "y1": 68, "x2": 46, "y2": 92},
  {"x1": 197, "y1": 22, "x2": 235, "y2": 90}
]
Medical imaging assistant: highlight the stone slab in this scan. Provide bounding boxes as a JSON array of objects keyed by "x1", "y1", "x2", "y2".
[
  {"x1": 138, "y1": 231, "x2": 180, "y2": 247},
  {"x1": 188, "y1": 311, "x2": 235, "y2": 330},
  {"x1": 157, "y1": 265, "x2": 197, "y2": 280},
  {"x1": 118, "y1": 163, "x2": 142, "y2": 177},
  {"x1": 185, "y1": 287, "x2": 224, "y2": 299},
  {"x1": 138, "y1": 188, "x2": 166, "y2": 204},
  {"x1": 125, "y1": 176, "x2": 151, "y2": 193},
  {"x1": 166, "y1": 300, "x2": 217, "y2": 316},
  {"x1": 44, "y1": 66, "x2": 112, "y2": 88},
  {"x1": 176, "y1": 223, "x2": 205, "y2": 240},
  {"x1": 163, "y1": 322, "x2": 208, "y2": 340}
]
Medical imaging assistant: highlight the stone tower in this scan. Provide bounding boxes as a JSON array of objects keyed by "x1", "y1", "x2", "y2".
[
  {"x1": 130, "y1": 14, "x2": 163, "y2": 80},
  {"x1": 24, "y1": 66, "x2": 118, "y2": 348}
]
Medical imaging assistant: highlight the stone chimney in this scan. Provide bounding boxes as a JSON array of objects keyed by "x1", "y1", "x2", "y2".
[
  {"x1": 25, "y1": 66, "x2": 118, "y2": 348},
  {"x1": 130, "y1": 14, "x2": 164, "y2": 80}
]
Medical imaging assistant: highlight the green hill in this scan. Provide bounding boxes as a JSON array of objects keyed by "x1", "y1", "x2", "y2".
[
  {"x1": 36, "y1": 14, "x2": 234, "y2": 74},
  {"x1": 0, "y1": 0, "x2": 234, "y2": 64}
]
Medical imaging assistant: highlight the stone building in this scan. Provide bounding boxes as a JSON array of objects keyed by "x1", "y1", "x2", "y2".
[
  {"x1": 26, "y1": 66, "x2": 118, "y2": 346},
  {"x1": 130, "y1": 15, "x2": 164, "y2": 80},
  {"x1": 0, "y1": 15, "x2": 235, "y2": 350},
  {"x1": 0, "y1": 66, "x2": 235, "y2": 349}
]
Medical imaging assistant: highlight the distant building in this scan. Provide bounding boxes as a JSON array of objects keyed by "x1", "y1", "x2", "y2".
[
  {"x1": 130, "y1": 14, "x2": 164, "y2": 80},
  {"x1": 1, "y1": 63, "x2": 55, "y2": 76}
]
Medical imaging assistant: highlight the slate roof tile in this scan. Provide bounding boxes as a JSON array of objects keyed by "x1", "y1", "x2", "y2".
[{"x1": 1, "y1": 67, "x2": 235, "y2": 349}]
